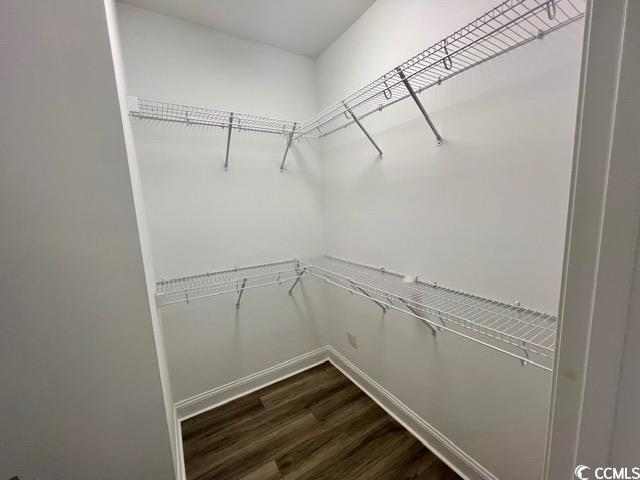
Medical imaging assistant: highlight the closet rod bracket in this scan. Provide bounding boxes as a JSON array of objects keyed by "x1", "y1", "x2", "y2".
[
  {"x1": 344, "y1": 103, "x2": 383, "y2": 157},
  {"x1": 396, "y1": 68, "x2": 442, "y2": 145},
  {"x1": 280, "y1": 122, "x2": 298, "y2": 171}
]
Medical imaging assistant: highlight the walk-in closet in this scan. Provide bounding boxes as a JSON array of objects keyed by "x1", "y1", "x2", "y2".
[
  {"x1": 115, "y1": 1, "x2": 585, "y2": 478},
  {"x1": 117, "y1": 0, "x2": 585, "y2": 480},
  {"x1": 4, "y1": 1, "x2": 640, "y2": 480}
]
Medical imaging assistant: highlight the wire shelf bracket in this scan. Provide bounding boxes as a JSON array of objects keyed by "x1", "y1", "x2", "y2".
[
  {"x1": 235, "y1": 278, "x2": 247, "y2": 308},
  {"x1": 345, "y1": 103, "x2": 383, "y2": 157},
  {"x1": 224, "y1": 113, "x2": 233, "y2": 170},
  {"x1": 396, "y1": 68, "x2": 442, "y2": 145},
  {"x1": 288, "y1": 265, "x2": 307, "y2": 295},
  {"x1": 280, "y1": 122, "x2": 298, "y2": 172},
  {"x1": 350, "y1": 279, "x2": 387, "y2": 313},
  {"x1": 398, "y1": 297, "x2": 438, "y2": 336}
]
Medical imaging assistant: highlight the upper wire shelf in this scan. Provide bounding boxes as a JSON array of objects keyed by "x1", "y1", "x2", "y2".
[
  {"x1": 128, "y1": 0, "x2": 585, "y2": 159},
  {"x1": 130, "y1": 98, "x2": 300, "y2": 137},
  {"x1": 155, "y1": 259, "x2": 306, "y2": 307},
  {"x1": 303, "y1": 255, "x2": 556, "y2": 370},
  {"x1": 300, "y1": 0, "x2": 585, "y2": 138}
]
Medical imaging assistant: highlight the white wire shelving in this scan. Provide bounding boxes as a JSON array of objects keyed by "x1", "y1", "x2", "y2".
[
  {"x1": 157, "y1": 255, "x2": 557, "y2": 371},
  {"x1": 128, "y1": 97, "x2": 300, "y2": 170},
  {"x1": 300, "y1": 0, "x2": 585, "y2": 148},
  {"x1": 129, "y1": 0, "x2": 585, "y2": 161},
  {"x1": 301, "y1": 255, "x2": 557, "y2": 371},
  {"x1": 155, "y1": 259, "x2": 307, "y2": 308},
  {"x1": 130, "y1": 98, "x2": 299, "y2": 136}
]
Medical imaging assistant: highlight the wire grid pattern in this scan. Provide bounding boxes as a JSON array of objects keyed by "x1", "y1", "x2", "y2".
[
  {"x1": 155, "y1": 260, "x2": 304, "y2": 307},
  {"x1": 131, "y1": 98, "x2": 300, "y2": 136},
  {"x1": 304, "y1": 255, "x2": 556, "y2": 366},
  {"x1": 301, "y1": 0, "x2": 585, "y2": 137}
]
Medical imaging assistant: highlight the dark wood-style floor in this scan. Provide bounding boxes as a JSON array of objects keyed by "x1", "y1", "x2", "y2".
[{"x1": 181, "y1": 362, "x2": 461, "y2": 480}]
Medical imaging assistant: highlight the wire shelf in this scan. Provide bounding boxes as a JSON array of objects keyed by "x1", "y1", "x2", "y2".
[
  {"x1": 300, "y1": 0, "x2": 585, "y2": 137},
  {"x1": 130, "y1": 98, "x2": 300, "y2": 137},
  {"x1": 304, "y1": 255, "x2": 556, "y2": 370},
  {"x1": 155, "y1": 259, "x2": 306, "y2": 307}
]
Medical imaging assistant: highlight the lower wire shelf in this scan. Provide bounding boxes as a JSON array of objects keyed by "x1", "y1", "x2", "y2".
[
  {"x1": 155, "y1": 255, "x2": 556, "y2": 371},
  {"x1": 155, "y1": 259, "x2": 307, "y2": 308},
  {"x1": 302, "y1": 256, "x2": 556, "y2": 371}
]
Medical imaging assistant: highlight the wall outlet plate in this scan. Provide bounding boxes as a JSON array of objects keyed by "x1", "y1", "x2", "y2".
[{"x1": 347, "y1": 332, "x2": 358, "y2": 349}]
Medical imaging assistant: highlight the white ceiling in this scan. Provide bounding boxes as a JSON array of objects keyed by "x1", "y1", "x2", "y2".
[{"x1": 118, "y1": 0, "x2": 376, "y2": 58}]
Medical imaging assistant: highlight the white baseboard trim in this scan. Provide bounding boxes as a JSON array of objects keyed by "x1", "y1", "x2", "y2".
[
  {"x1": 173, "y1": 345, "x2": 496, "y2": 480},
  {"x1": 175, "y1": 346, "x2": 331, "y2": 421},
  {"x1": 325, "y1": 346, "x2": 497, "y2": 480}
]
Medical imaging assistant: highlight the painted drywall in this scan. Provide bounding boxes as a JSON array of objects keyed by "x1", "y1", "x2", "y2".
[
  {"x1": 0, "y1": 1, "x2": 174, "y2": 479},
  {"x1": 116, "y1": 2, "x2": 322, "y2": 277},
  {"x1": 160, "y1": 279, "x2": 326, "y2": 402},
  {"x1": 115, "y1": 3, "x2": 325, "y2": 404},
  {"x1": 546, "y1": 1, "x2": 640, "y2": 475},
  {"x1": 323, "y1": 287, "x2": 551, "y2": 479},
  {"x1": 115, "y1": 1, "x2": 584, "y2": 478},
  {"x1": 314, "y1": 1, "x2": 583, "y2": 479},
  {"x1": 104, "y1": 0, "x2": 177, "y2": 466},
  {"x1": 316, "y1": 0, "x2": 583, "y2": 314},
  {"x1": 611, "y1": 232, "x2": 640, "y2": 467},
  {"x1": 607, "y1": 0, "x2": 640, "y2": 467}
]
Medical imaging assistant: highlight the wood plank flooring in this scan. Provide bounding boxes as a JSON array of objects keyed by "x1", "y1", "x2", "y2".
[{"x1": 181, "y1": 362, "x2": 461, "y2": 480}]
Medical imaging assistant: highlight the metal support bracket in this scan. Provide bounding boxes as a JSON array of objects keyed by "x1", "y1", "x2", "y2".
[
  {"x1": 349, "y1": 280, "x2": 387, "y2": 313},
  {"x1": 396, "y1": 67, "x2": 442, "y2": 145},
  {"x1": 224, "y1": 113, "x2": 234, "y2": 170},
  {"x1": 280, "y1": 122, "x2": 298, "y2": 171},
  {"x1": 399, "y1": 298, "x2": 437, "y2": 336},
  {"x1": 288, "y1": 267, "x2": 307, "y2": 295},
  {"x1": 344, "y1": 103, "x2": 383, "y2": 157},
  {"x1": 520, "y1": 341, "x2": 530, "y2": 367},
  {"x1": 235, "y1": 278, "x2": 247, "y2": 308}
]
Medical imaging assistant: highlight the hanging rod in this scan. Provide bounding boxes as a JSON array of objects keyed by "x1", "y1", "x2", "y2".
[
  {"x1": 299, "y1": 0, "x2": 585, "y2": 139},
  {"x1": 295, "y1": 255, "x2": 557, "y2": 371}
]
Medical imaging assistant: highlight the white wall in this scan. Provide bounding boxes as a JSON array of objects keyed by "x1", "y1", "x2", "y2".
[
  {"x1": 104, "y1": 0, "x2": 177, "y2": 464},
  {"x1": 161, "y1": 279, "x2": 326, "y2": 402},
  {"x1": 546, "y1": 1, "x2": 640, "y2": 475},
  {"x1": 116, "y1": 1, "x2": 584, "y2": 479},
  {"x1": 315, "y1": 1, "x2": 583, "y2": 479},
  {"x1": 611, "y1": 230, "x2": 640, "y2": 467},
  {"x1": 316, "y1": 0, "x2": 583, "y2": 314},
  {"x1": 598, "y1": 0, "x2": 640, "y2": 468},
  {"x1": 324, "y1": 288, "x2": 551, "y2": 480},
  {"x1": 115, "y1": 4, "x2": 325, "y2": 404},
  {"x1": 0, "y1": 1, "x2": 174, "y2": 479},
  {"x1": 116, "y1": 2, "x2": 322, "y2": 278}
]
